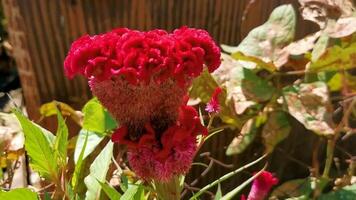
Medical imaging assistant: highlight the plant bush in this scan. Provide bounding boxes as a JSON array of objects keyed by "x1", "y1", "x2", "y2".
[{"x1": 1, "y1": 1, "x2": 356, "y2": 199}]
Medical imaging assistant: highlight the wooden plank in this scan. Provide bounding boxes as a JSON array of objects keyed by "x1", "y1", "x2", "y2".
[{"x1": 1, "y1": 0, "x2": 42, "y2": 119}]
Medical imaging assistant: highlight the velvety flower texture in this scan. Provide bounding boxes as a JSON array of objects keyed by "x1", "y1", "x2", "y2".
[
  {"x1": 64, "y1": 27, "x2": 221, "y2": 181},
  {"x1": 242, "y1": 171, "x2": 278, "y2": 200}
]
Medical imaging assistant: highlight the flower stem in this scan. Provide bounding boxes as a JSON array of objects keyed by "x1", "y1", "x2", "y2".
[
  {"x1": 322, "y1": 138, "x2": 334, "y2": 178},
  {"x1": 154, "y1": 176, "x2": 184, "y2": 200}
]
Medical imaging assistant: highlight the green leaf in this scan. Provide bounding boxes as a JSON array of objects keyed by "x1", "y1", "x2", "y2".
[
  {"x1": 311, "y1": 33, "x2": 329, "y2": 62},
  {"x1": 44, "y1": 191, "x2": 51, "y2": 200},
  {"x1": 33, "y1": 123, "x2": 56, "y2": 147},
  {"x1": 308, "y1": 42, "x2": 356, "y2": 72},
  {"x1": 220, "y1": 168, "x2": 265, "y2": 200},
  {"x1": 318, "y1": 184, "x2": 356, "y2": 200},
  {"x1": 120, "y1": 175, "x2": 129, "y2": 192},
  {"x1": 82, "y1": 98, "x2": 117, "y2": 135},
  {"x1": 189, "y1": 154, "x2": 267, "y2": 200},
  {"x1": 0, "y1": 188, "x2": 38, "y2": 200},
  {"x1": 226, "y1": 118, "x2": 259, "y2": 156},
  {"x1": 13, "y1": 109, "x2": 58, "y2": 180},
  {"x1": 133, "y1": 186, "x2": 145, "y2": 200},
  {"x1": 231, "y1": 51, "x2": 276, "y2": 72},
  {"x1": 214, "y1": 184, "x2": 222, "y2": 200},
  {"x1": 120, "y1": 184, "x2": 141, "y2": 200},
  {"x1": 71, "y1": 130, "x2": 89, "y2": 190},
  {"x1": 271, "y1": 177, "x2": 328, "y2": 199},
  {"x1": 317, "y1": 71, "x2": 342, "y2": 92},
  {"x1": 74, "y1": 130, "x2": 105, "y2": 164},
  {"x1": 66, "y1": 183, "x2": 75, "y2": 200},
  {"x1": 262, "y1": 111, "x2": 291, "y2": 153},
  {"x1": 84, "y1": 141, "x2": 114, "y2": 200},
  {"x1": 213, "y1": 54, "x2": 257, "y2": 115},
  {"x1": 39, "y1": 101, "x2": 83, "y2": 126},
  {"x1": 228, "y1": 4, "x2": 296, "y2": 68},
  {"x1": 229, "y1": 67, "x2": 275, "y2": 102},
  {"x1": 54, "y1": 108, "x2": 68, "y2": 167},
  {"x1": 282, "y1": 82, "x2": 334, "y2": 136},
  {"x1": 221, "y1": 44, "x2": 239, "y2": 54},
  {"x1": 98, "y1": 181, "x2": 122, "y2": 200}
]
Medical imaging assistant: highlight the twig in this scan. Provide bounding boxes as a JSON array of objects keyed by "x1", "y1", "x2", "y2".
[
  {"x1": 312, "y1": 138, "x2": 322, "y2": 177},
  {"x1": 190, "y1": 159, "x2": 214, "y2": 187},
  {"x1": 37, "y1": 183, "x2": 55, "y2": 192},
  {"x1": 181, "y1": 160, "x2": 214, "y2": 198},
  {"x1": 184, "y1": 183, "x2": 214, "y2": 198},
  {"x1": 200, "y1": 152, "x2": 234, "y2": 169},
  {"x1": 276, "y1": 148, "x2": 311, "y2": 170},
  {"x1": 322, "y1": 95, "x2": 356, "y2": 178}
]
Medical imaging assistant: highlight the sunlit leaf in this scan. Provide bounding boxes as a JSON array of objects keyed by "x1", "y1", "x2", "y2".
[
  {"x1": 82, "y1": 98, "x2": 117, "y2": 135},
  {"x1": 231, "y1": 51, "x2": 276, "y2": 72},
  {"x1": 13, "y1": 109, "x2": 58, "y2": 180},
  {"x1": 262, "y1": 111, "x2": 291, "y2": 153},
  {"x1": 299, "y1": 0, "x2": 356, "y2": 37},
  {"x1": 226, "y1": 4, "x2": 296, "y2": 69},
  {"x1": 120, "y1": 183, "x2": 142, "y2": 200},
  {"x1": 74, "y1": 130, "x2": 104, "y2": 164},
  {"x1": 98, "y1": 181, "x2": 122, "y2": 200},
  {"x1": 214, "y1": 183, "x2": 222, "y2": 200},
  {"x1": 213, "y1": 55, "x2": 257, "y2": 115},
  {"x1": 221, "y1": 44, "x2": 239, "y2": 54},
  {"x1": 317, "y1": 71, "x2": 342, "y2": 92},
  {"x1": 120, "y1": 174, "x2": 129, "y2": 192},
  {"x1": 84, "y1": 141, "x2": 113, "y2": 200},
  {"x1": 133, "y1": 186, "x2": 145, "y2": 200},
  {"x1": 282, "y1": 82, "x2": 334, "y2": 136},
  {"x1": 308, "y1": 42, "x2": 356, "y2": 72},
  {"x1": 326, "y1": 17, "x2": 356, "y2": 38},
  {"x1": 0, "y1": 188, "x2": 38, "y2": 200},
  {"x1": 312, "y1": 33, "x2": 329, "y2": 62},
  {"x1": 0, "y1": 148, "x2": 24, "y2": 168},
  {"x1": 284, "y1": 31, "x2": 321, "y2": 56},
  {"x1": 228, "y1": 66, "x2": 275, "y2": 102},
  {"x1": 71, "y1": 131, "x2": 88, "y2": 191},
  {"x1": 54, "y1": 109, "x2": 68, "y2": 167},
  {"x1": 40, "y1": 101, "x2": 83, "y2": 126}
]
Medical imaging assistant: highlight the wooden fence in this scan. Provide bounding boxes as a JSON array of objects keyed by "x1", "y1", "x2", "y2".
[
  {"x1": 2, "y1": 0, "x2": 319, "y2": 195},
  {"x1": 2, "y1": 0, "x2": 316, "y2": 120}
]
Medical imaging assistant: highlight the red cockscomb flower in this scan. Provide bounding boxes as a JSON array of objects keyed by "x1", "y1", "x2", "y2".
[
  {"x1": 64, "y1": 27, "x2": 221, "y2": 86},
  {"x1": 64, "y1": 27, "x2": 221, "y2": 181},
  {"x1": 112, "y1": 105, "x2": 207, "y2": 181},
  {"x1": 244, "y1": 171, "x2": 279, "y2": 200}
]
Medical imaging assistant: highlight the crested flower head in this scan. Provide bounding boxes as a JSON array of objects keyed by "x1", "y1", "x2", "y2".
[
  {"x1": 64, "y1": 27, "x2": 220, "y2": 86},
  {"x1": 246, "y1": 171, "x2": 278, "y2": 200},
  {"x1": 64, "y1": 27, "x2": 220, "y2": 181}
]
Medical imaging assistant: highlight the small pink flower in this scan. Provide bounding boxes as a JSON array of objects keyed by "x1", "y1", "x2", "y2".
[
  {"x1": 205, "y1": 87, "x2": 222, "y2": 113},
  {"x1": 246, "y1": 171, "x2": 278, "y2": 200}
]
